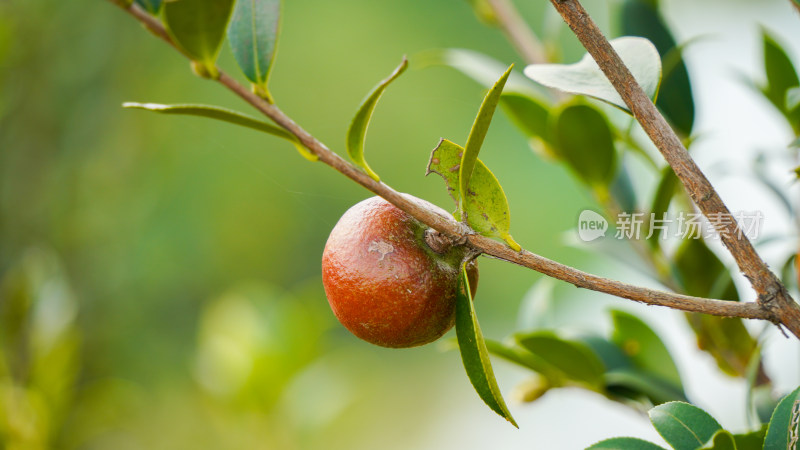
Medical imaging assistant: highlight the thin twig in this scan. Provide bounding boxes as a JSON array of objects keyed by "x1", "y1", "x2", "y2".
[
  {"x1": 485, "y1": 0, "x2": 547, "y2": 65},
  {"x1": 548, "y1": 0, "x2": 800, "y2": 339},
  {"x1": 109, "y1": 1, "x2": 778, "y2": 325}
]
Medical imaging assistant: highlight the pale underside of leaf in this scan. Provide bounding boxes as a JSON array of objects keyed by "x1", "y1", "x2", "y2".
[
  {"x1": 524, "y1": 37, "x2": 662, "y2": 112},
  {"x1": 346, "y1": 57, "x2": 408, "y2": 181},
  {"x1": 123, "y1": 102, "x2": 317, "y2": 161}
]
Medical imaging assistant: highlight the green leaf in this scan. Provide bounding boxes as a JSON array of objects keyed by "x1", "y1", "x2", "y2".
[
  {"x1": 787, "y1": 86, "x2": 800, "y2": 112},
  {"x1": 553, "y1": 102, "x2": 617, "y2": 187},
  {"x1": 586, "y1": 437, "x2": 666, "y2": 450},
  {"x1": 228, "y1": 0, "x2": 281, "y2": 100},
  {"x1": 610, "y1": 309, "x2": 682, "y2": 388},
  {"x1": 648, "y1": 402, "x2": 722, "y2": 450},
  {"x1": 763, "y1": 385, "x2": 800, "y2": 449},
  {"x1": 699, "y1": 430, "x2": 736, "y2": 450},
  {"x1": 673, "y1": 239, "x2": 757, "y2": 378},
  {"x1": 761, "y1": 30, "x2": 800, "y2": 132},
  {"x1": 731, "y1": 425, "x2": 767, "y2": 450},
  {"x1": 605, "y1": 369, "x2": 688, "y2": 405},
  {"x1": 498, "y1": 92, "x2": 554, "y2": 159},
  {"x1": 426, "y1": 139, "x2": 520, "y2": 250},
  {"x1": 649, "y1": 402, "x2": 723, "y2": 450},
  {"x1": 454, "y1": 265, "x2": 517, "y2": 427},
  {"x1": 484, "y1": 339, "x2": 557, "y2": 377},
  {"x1": 762, "y1": 30, "x2": 800, "y2": 113},
  {"x1": 163, "y1": 0, "x2": 235, "y2": 78},
  {"x1": 524, "y1": 37, "x2": 661, "y2": 113},
  {"x1": 134, "y1": 0, "x2": 162, "y2": 14},
  {"x1": 122, "y1": 102, "x2": 317, "y2": 161},
  {"x1": 621, "y1": 0, "x2": 695, "y2": 135},
  {"x1": 460, "y1": 64, "x2": 513, "y2": 211},
  {"x1": 611, "y1": 164, "x2": 637, "y2": 213},
  {"x1": 515, "y1": 331, "x2": 605, "y2": 389},
  {"x1": 346, "y1": 57, "x2": 407, "y2": 182}
]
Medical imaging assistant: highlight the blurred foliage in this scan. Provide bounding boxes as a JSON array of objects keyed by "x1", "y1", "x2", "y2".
[{"x1": 2, "y1": 0, "x2": 800, "y2": 447}]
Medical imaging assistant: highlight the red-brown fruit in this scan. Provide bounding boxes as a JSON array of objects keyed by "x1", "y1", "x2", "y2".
[{"x1": 322, "y1": 196, "x2": 478, "y2": 348}]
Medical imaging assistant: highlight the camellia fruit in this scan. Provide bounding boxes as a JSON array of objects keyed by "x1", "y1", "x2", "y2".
[{"x1": 322, "y1": 195, "x2": 478, "y2": 348}]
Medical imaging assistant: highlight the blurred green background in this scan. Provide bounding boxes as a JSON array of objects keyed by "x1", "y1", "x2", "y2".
[{"x1": 1, "y1": 0, "x2": 798, "y2": 448}]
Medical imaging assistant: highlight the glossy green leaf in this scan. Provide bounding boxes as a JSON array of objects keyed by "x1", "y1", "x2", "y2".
[
  {"x1": 674, "y1": 239, "x2": 757, "y2": 377},
  {"x1": 524, "y1": 37, "x2": 661, "y2": 113},
  {"x1": 454, "y1": 265, "x2": 517, "y2": 427},
  {"x1": 515, "y1": 331, "x2": 605, "y2": 389},
  {"x1": 163, "y1": 0, "x2": 235, "y2": 78},
  {"x1": 498, "y1": 92, "x2": 554, "y2": 158},
  {"x1": 134, "y1": 0, "x2": 162, "y2": 14},
  {"x1": 427, "y1": 139, "x2": 519, "y2": 250},
  {"x1": 763, "y1": 385, "x2": 800, "y2": 449},
  {"x1": 228, "y1": 0, "x2": 281, "y2": 99},
  {"x1": 621, "y1": 0, "x2": 694, "y2": 135},
  {"x1": 610, "y1": 309, "x2": 682, "y2": 388},
  {"x1": 586, "y1": 437, "x2": 666, "y2": 450},
  {"x1": 787, "y1": 86, "x2": 800, "y2": 111},
  {"x1": 122, "y1": 102, "x2": 317, "y2": 161},
  {"x1": 346, "y1": 57, "x2": 407, "y2": 181},
  {"x1": 605, "y1": 369, "x2": 688, "y2": 405},
  {"x1": 460, "y1": 64, "x2": 512, "y2": 210},
  {"x1": 649, "y1": 402, "x2": 723, "y2": 450},
  {"x1": 699, "y1": 430, "x2": 736, "y2": 450},
  {"x1": 553, "y1": 102, "x2": 617, "y2": 187}
]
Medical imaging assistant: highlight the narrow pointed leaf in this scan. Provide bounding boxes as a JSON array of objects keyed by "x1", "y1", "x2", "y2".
[
  {"x1": 122, "y1": 102, "x2": 317, "y2": 161},
  {"x1": 649, "y1": 402, "x2": 723, "y2": 450},
  {"x1": 455, "y1": 265, "x2": 517, "y2": 427},
  {"x1": 763, "y1": 385, "x2": 800, "y2": 449},
  {"x1": 134, "y1": 0, "x2": 162, "y2": 14},
  {"x1": 163, "y1": 0, "x2": 235, "y2": 78},
  {"x1": 460, "y1": 64, "x2": 513, "y2": 210},
  {"x1": 621, "y1": 0, "x2": 695, "y2": 135},
  {"x1": 587, "y1": 437, "x2": 666, "y2": 450},
  {"x1": 346, "y1": 57, "x2": 407, "y2": 181},
  {"x1": 524, "y1": 37, "x2": 661, "y2": 113},
  {"x1": 427, "y1": 139, "x2": 520, "y2": 250},
  {"x1": 553, "y1": 102, "x2": 617, "y2": 187},
  {"x1": 610, "y1": 309, "x2": 682, "y2": 388},
  {"x1": 228, "y1": 0, "x2": 281, "y2": 98}
]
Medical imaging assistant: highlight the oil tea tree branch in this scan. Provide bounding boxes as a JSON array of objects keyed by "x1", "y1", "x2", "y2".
[
  {"x1": 109, "y1": 0, "x2": 781, "y2": 326},
  {"x1": 549, "y1": 0, "x2": 800, "y2": 339}
]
